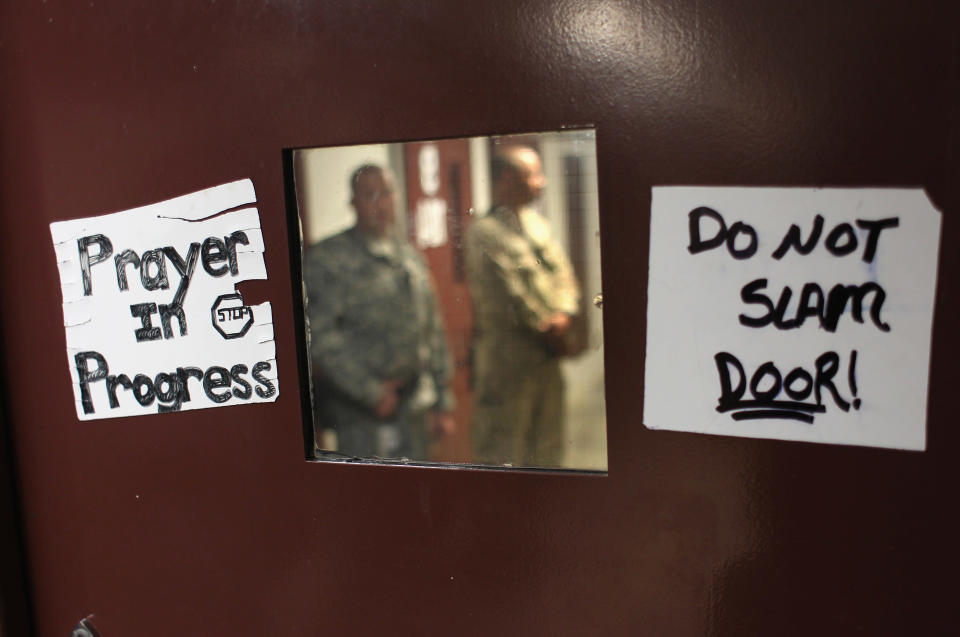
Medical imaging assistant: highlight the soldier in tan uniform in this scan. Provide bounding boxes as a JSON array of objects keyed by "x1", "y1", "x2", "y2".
[
  {"x1": 465, "y1": 146, "x2": 580, "y2": 467},
  {"x1": 305, "y1": 164, "x2": 454, "y2": 459}
]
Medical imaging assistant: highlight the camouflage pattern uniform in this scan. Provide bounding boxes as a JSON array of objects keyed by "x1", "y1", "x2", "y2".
[
  {"x1": 305, "y1": 226, "x2": 453, "y2": 459},
  {"x1": 465, "y1": 205, "x2": 580, "y2": 467}
]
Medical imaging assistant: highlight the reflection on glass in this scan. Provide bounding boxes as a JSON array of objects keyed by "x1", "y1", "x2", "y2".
[{"x1": 291, "y1": 129, "x2": 606, "y2": 471}]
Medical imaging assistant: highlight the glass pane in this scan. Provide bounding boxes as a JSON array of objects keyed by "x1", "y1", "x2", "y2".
[{"x1": 288, "y1": 129, "x2": 606, "y2": 471}]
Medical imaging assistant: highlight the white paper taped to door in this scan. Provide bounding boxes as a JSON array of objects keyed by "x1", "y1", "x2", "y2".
[
  {"x1": 50, "y1": 179, "x2": 278, "y2": 420},
  {"x1": 643, "y1": 187, "x2": 940, "y2": 450}
]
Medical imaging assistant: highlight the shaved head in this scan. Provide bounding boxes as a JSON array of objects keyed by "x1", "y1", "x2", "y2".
[{"x1": 491, "y1": 146, "x2": 545, "y2": 208}]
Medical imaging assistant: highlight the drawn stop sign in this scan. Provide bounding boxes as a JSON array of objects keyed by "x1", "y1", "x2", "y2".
[{"x1": 211, "y1": 293, "x2": 254, "y2": 339}]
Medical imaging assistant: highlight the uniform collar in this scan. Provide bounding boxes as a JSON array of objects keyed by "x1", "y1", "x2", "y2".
[
  {"x1": 490, "y1": 204, "x2": 523, "y2": 233},
  {"x1": 349, "y1": 225, "x2": 401, "y2": 261}
]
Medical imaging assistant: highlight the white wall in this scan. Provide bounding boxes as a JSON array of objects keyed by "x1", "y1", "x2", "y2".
[
  {"x1": 468, "y1": 136, "x2": 491, "y2": 216},
  {"x1": 294, "y1": 143, "x2": 392, "y2": 245}
]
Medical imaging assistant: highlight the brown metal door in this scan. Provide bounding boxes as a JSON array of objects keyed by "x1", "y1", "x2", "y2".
[{"x1": 1, "y1": 1, "x2": 957, "y2": 635}]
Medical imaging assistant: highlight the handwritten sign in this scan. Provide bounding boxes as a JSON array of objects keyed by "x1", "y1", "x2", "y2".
[
  {"x1": 50, "y1": 179, "x2": 278, "y2": 420},
  {"x1": 644, "y1": 187, "x2": 940, "y2": 450}
]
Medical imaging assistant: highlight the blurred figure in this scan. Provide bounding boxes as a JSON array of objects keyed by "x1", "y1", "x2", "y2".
[
  {"x1": 465, "y1": 146, "x2": 580, "y2": 466},
  {"x1": 305, "y1": 164, "x2": 454, "y2": 459}
]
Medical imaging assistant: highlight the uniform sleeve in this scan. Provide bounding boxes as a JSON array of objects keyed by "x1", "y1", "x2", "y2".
[
  {"x1": 539, "y1": 234, "x2": 580, "y2": 317},
  {"x1": 404, "y1": 248, "x2": 455, "y2": 413},
  {"x1": 466, "y1": 220, "x2": 555, "y2": 333},
  {"x1": 424, "y1": 281, "x2": 456, "y2": 412},
  {"x1": 305, "y1": 252, "x2": 383, "y2": 410}
]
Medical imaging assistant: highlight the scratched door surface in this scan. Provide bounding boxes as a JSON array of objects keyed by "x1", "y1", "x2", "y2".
[{"x1": 1, "y1": 1, "x2": 957, "y2": 635}]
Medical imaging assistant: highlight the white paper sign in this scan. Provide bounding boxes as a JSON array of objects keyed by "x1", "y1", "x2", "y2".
[
  {"x1": 50, "y1": 179, "x2": 279, "y2": 420},
  {"x1": 644, "y1": 187, "x2": 940, "y2": 450}
]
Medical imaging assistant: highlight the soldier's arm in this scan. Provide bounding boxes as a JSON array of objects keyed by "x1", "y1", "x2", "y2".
[
  {"x1": 424, "y1": 271, "x2": 455, "y2": 413},
  {"x1": 399, "y1": 247, "x2": 455, "y2": 414},
  {"x1": 306, "y1": 256, "x2": 383, "y2": 410},
  {"x1": 541, "y1": 235, "x2": 580, "y2": 318},
  {"x1": 425, "y1": 298, "x2": 455, "y2": 436},
  {"x1": 468, "y1": 222, "x2": 555, "y2": 333}
]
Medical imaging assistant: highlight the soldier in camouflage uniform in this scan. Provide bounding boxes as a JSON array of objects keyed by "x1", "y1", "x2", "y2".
[
  {"x1": 465, "y1": 146, "x2": 580, "y2": 467},
  {"x1": 304, "y1": 164, "x2": 454, "y2": 459}
]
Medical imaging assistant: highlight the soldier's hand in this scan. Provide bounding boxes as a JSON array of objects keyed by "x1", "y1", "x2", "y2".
[
  {"x1": 538, "y1": 312, "x2": 571, "y2": 337},
  {"x1": 373, "y1": 380, "x2": 401, "y2": 419},
  {"x1": 429, "y1": 411, "x2": 456, "y2": 439},
  {"x1": 539, "y1": 313, "x2": 573, "y2": 355}
]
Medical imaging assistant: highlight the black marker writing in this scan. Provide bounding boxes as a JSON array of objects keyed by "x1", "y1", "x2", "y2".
[
  {"x1": 715, "y1": 350, "x2": 860, "y2": 424},
  {"x1": 687, "y1": 207, "x2": 758, "y2": 260},
  {"x1": 739, "y1": 279, "x2": 890, "y2": 332},
  {"x1": 76, "y1": 231, "x2": 251, "y2": 341},
  {"x1": 772, "y1": 216, "x2": 899, "y2": 263},
  {"x1": 130, "y1": 303, "x2": 162, "y2": 342},
  {"x1": 74, "y1": 350, "x2": 274, "y2": 414},
  {"x1": 78, "y1": 234, "x2": 113, "y2": 296},
  {"x1": 77, "y1": 231, "x2": 249, "y2": 303},
  {"x1": 687, "y1": 207, "x2": 900, "y2": 263}
]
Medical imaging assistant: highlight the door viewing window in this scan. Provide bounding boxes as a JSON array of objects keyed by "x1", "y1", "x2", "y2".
[{"x1": 285, "y1": 129, "x2": 606, "y2": 471}]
